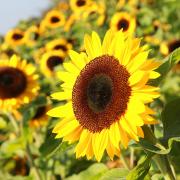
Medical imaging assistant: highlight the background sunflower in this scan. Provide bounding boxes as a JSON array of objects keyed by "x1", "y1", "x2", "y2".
[{"x1": 0, "y1": 55, "x2": 39, "y2": 111}]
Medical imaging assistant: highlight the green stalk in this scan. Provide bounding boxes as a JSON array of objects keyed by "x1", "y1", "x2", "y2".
[
  {"x1": 7, "y1": 112, "x2": 19, "y2": 135},
  {"x1": 153, "y1": 155, "x2": 176, "y2": 180},
  {"x1": 26, "y1": 144, "x2": 43, "y2": 180},
  {"x1": 142, "y1": 126, "x2": 176, "y2": 180},
  {"x1": 120, "y1": 149, "x2": 131, "y2": 170}
]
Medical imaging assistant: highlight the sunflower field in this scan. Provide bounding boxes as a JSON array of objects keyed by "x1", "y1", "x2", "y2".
[{"x1": 0, "y1": 0, "x2": 180, "y2": 179}]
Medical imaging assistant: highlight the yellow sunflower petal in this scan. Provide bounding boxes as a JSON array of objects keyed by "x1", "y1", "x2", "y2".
[
  {"x1": 63, "y1": 62, "x2": 80, "y2": 75},
  {"x1": 47, "y1": 102, "x2": 73, "y2": 118},
  {"x1": 69, "y1": 50, "x2": 86, "y2": 69},
  {"x1": 55, "y1": 120, "x2": 79, "y2": 138},
  {"x1": 92, "y1": 130, "x2": 108, "y2": 162},
  {"x1": 51, "y1": 91, "x2": 72, "y2": 101},
  {"x1": 129, "y1": 71, "x2": 145, "y2": 86},
  {"x1": 109, "y1": 122, "x2": 121, "y2": 148},
  {"x1": 91, "y1": 31, "x2": 102, "y2": 57},
  {"x1": 127, "y1": 51, "x2": 149, "y2": 73},
  {"x1": 102, "y1": 29, "x2": 114, "y2": 53},
  {"x1": 84, "y1": 34, "x2": 95, "y2": 60}
]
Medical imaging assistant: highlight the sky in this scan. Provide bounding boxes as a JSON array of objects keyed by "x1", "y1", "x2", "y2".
[{"x1": 0, "y1": 0, "x2": 51, "y2": 35}]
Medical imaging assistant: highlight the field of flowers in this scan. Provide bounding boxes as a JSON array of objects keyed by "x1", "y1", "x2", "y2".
[{"x1": 0, "y1": 0, "x2": 180, "y2": 179}]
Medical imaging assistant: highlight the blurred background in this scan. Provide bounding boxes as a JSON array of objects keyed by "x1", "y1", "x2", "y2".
[
  {"x1": 0, "y1": 0, "x2": 180, "y2": 179},
  {"x1": 0, "y1": 0, "x2": 50, "y2": 34}
]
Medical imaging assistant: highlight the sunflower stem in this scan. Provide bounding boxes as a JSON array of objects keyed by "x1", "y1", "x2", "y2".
[
  {"x1": 26, "y1": 144, "x2": 42, "y2": 180},
  {"x1": 153, "y1": 155, "x2": 176, "y2": 180},
  {"x1": 130, "y1": 147, "x2": 134, "y2": 169},
  {"x1": 120, "y1": 150, "x2": 131, "y2": 170},
  {"x1": 144, "y1": 126, "x2": 176, "y2": 180},
  {"x1": 7, "y1": 112, "x2": 19, "y2": 136}
]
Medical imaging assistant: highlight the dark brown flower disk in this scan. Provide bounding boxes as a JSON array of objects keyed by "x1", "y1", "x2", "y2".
[
  {"x1": 72, "y1": 55, "x2": 131, "y2": 132},
  {"x1": 54, "y1": 45, "x2": 68, "y2": 52},
  {"x1": 117, "y1": 19, "x2": 129, "y2": 31},
  {"x1": 12, "y1": 33, "x2": 23, "y2": 40},
  {"x1": 50, "y1": 16, "x2": 60, "y2": 23},
  {"x1": 76, "y1": 0, "x2": 86, "y2": 7},
  {"x1": 47, "y1": 56, "x2": 63, "y2": 70},
  {"x1": 0, "y1": 67, "x2": 27, "y2": 99},
  {"x1": 33, "y1": 106, "x2": 46, "y2": 119},
  {"x1": 168, "y1": 40, "x2": 180, "y2": 53}
]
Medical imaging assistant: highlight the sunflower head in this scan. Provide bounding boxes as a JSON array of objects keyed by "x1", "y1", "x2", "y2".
[
  {"x1": 41, "y1": 10, "x2": 65, "y2": 30},
  {"x1": 24, "y1": 25, "x2": 40, "y2": 46},
  {"x1": 70, "y1": 0, "x2": 92, "y2": 14},
  {"x1": 30, "y1": 105, "x2": 49, "y2": 128},
  {"x1": 110, "y1": 12, "x2": 136, "y2": 35},
  {"x1": 5, "y1": 29, "x2": 25, "y2": 46},
  {"x1": 45, "y1": 38, "x2": 72, "y2": 54},
  {"x1": 11, "y1": 156, "x2": 29, "y2": 176},
  {"x1": 160, "y1": 40, "x2": 180, "y2": 56},
  {"x1": 0, "y1": 55, "x2": 39, "y2": 111},
  {"x1": 48, "y1": 29, "x2": 160, "y2": 161},
  {"x1": 40, "y1": 50, "x2": 65, "y2": 77}
]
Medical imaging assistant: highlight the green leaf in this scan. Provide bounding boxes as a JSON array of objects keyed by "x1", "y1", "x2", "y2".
[
  {"x1": 100, "y1": 168, "x2": 129, "y2": 180},
  {"x1": 138, "y1": 125, "x2": 180, "y2": 155},
  {"x1": 126, "y1": 155, "x2": 152, "y2": 180},
  {"x1": 161, "y1": 98, "x2": 180, "y2": 139},
  {"x1": 0, "y1": 137, "x2": 26, "y2": 157},
  {"x1": 149, "y1": 47, "x2": 180, "y2": 86},
  {"x1": 65, "y1": 163, "x2": 108, "y2": 180},
  {"x1": 39, "y1": 129, "x2": 62, "y2": 158}
]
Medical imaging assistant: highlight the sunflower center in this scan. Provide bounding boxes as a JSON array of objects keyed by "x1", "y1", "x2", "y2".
[
  {"x1": 54, "y1": 45, "x2": 67, "y2": 51},
  {"x1": 12, "y1": 33, "x2": 23, "y2": 40},
  {"x1": 34, "y1": 32, "x2": 39, "y2": 40},
  {"x1": 0, "y1": 67, "x2": 27, "y2": 99},
  {"x1": 72, "y1": 55, "x2": 131, "y2": 132},
  {"x1": 169, "y1": 40, "x2": 180, "y2": 53},
  {"x1": 47, "y1": 56, "x2": 63, "y2": 70},
  {"x1": 51, "y1": 16, "x2": 60, "y2": 23},
  {"x1": 33, "y1": 106, "x2": 46, "y2": 119},
  {"x1": 76, "y1": 0, "x2": 86, "y2": 6},
  {"x1": 117, "y1": 19, "x2": 129, "y2": 31},
  {"x1": 87, "y1": 74, "x2": 113, "y2": 113}
]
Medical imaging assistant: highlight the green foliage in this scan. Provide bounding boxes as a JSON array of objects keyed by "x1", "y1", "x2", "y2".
[
  {"x1": 65, "y1": 163, "x2": 108, "y2": 180},
  {"x1": 0, "y1": 0, "x2": 180, "y2": 179},
  {"x1": 39, "y1": 129, "x2": 62, "y2": 159},
  {"x1": 100, "y1": 168, "x2": 129, "y2": 180},
  {"x1": 150, "y1": 48, "x2": 180, "y2": 86},
  {"x1": 162, "y1": 98, "x2": 180, "y2": 139},
  {"x1": 126, "y1": 155, "x2": 152, "y2": 180}
]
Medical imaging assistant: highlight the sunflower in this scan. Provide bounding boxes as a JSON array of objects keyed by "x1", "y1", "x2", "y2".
[
  {"x1": 40, "y1": 50, "x2": 65, "y2": 77},
  {"x1": 110, "y1": 12, "x2": 136, "y2": 35},
  {"x1": 10, "y1": 156, "x2": 29, "y2": 176},
  {"x1": 0, "y1": 43, "x2": 17, "y2": 58},
  {"x1": 82, "y1": 1, "x2": 106, "y2": 26},
  {"x1": 160, "y1": 40, "x2": 180, "y2": 56},
  {"x1": 0, "y1": 55, "x2": 39, "y2": 111},
  {"x1": 45, "y1": 38, "x2": 72, "y2": 54},
  {"x1": 47, "y1": 29, "x2": 161, "y2": 161},
  {"x1": 41, "y1": 10, "x2": 65, "y2": 30},
  {"x1": 70, "y1": 0, "x2": 93, "y2": 14},
  {"x1": 30, "y1": 105, "x2": 49, "y2": 128},
  {"x1": 5, "y1": 29, "x2": 25, "y2": 46},
  {"x1": 24, "y1": 25, "x2": 40, "y2": 46}
]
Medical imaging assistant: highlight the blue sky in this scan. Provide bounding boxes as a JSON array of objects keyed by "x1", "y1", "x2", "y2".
[{"x1": 0, "y1": 0, "x2": 51, "y2": 35}]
